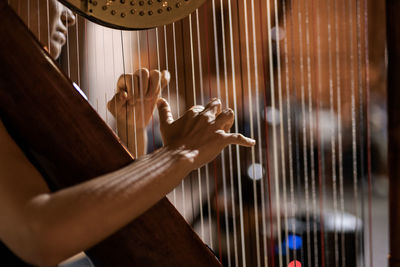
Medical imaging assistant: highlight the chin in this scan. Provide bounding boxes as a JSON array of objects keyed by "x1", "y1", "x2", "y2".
[{"x1": 50, "y1": 42, "x2": 62, "y2": 60}]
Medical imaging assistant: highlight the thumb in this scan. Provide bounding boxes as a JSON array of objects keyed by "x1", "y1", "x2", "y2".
[{"x1": 157, "y1": 98, "x2": 174, "y2": 126}]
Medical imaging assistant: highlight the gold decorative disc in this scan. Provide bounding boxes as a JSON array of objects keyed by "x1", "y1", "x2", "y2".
[{"x1": 59, "y1": 0, "x2": 207, "y2": 30}]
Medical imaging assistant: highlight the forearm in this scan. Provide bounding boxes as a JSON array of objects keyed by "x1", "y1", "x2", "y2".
[
  {"x1": 24, "y1": 146, "x2": 193, "y2": 265},
  {"x1": 117, "y1": 121, "x2": 147, "y2": 157}
]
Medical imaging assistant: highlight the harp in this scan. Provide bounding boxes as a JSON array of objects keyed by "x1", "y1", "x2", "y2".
[{"x1": 0, "y1": 0, "x2": 396, "y2": 267}]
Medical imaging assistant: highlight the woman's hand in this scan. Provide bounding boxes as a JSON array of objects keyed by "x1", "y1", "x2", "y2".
[
  {"x1": 157, "y1": 98, "x2": 255, "y2": 170},
  {"x1": 107, "y1": 68, "x2": 170, "y2": 156},
  {"x1": 107, "y1": 68, "x2": 170, "y2": 130}
]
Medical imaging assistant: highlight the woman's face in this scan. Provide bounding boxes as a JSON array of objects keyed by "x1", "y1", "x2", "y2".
[{"x1": 46, "y1": 0, "x2": 76, "y2": 59}]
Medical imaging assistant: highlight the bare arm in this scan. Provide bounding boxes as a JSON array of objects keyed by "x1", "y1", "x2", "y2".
[
  {"x1": 0, "y1": 120, "x2": 193, "y2": 266},
  {"x1": 0, "y1": 98, "x2": 254, "y2": 267}
]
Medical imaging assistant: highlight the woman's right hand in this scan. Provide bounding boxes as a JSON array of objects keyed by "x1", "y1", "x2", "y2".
[{"x1": 157, "y1": 98, "x2": 255, "y2": 170}]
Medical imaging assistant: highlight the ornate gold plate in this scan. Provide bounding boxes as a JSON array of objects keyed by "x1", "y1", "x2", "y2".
[{"x1": 59, "y1": 0, "x2": 207, "y2": 30}]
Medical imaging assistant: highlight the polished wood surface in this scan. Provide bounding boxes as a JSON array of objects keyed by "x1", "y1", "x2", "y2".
[{"x1": 0, "y1": 2, "x2": 220, "y2": 266}]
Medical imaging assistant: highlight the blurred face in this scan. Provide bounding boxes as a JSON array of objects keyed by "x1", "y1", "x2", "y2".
[{"x1": 46, "y1": 0, "x2": 76, "y2": 59}]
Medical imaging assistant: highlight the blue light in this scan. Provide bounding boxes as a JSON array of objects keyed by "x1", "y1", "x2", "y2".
[{"x1": 287, "y1": 234, "x2": 302, "y2": 250}]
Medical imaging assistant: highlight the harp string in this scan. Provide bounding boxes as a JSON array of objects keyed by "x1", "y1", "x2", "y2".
[
  {"x1": 129, "y1": 32, "x2": 138, "y2": 157},
  {"x1": 65, "y1": 10, "x2": 71, "y2": 78},
  {"x1": 255, "y1": 2, "x2": 270, "y2": 266},
  {"x1": 265, "y1": 0, "x2": 284, "y2": 266},
  {"x1": 295, "y1": 0, "x2": 313, "y2": 265},
  {"x1": 259, "y1": 0, "x2": 276, "y2": 265},
  {"x1": 363, "y1": 0, "x2": 374, "y2": 264},
  {"x1": 281, "y1": 0, "x2": 298, "y2": 265},
  {"x1": 303, "y1": 0, "x2": 320, "y2": 265},
  {"x1": 75, "y1": 15, "x2": 81, "y2": 87},
  {"x1": 101, "y1": 29, "x2": 107, "y2": 125},
  {"x1": 355, "y1": 0, "x2": 366, "y2": 264},
  {"x1": 310, "y1": 0, "x2": 325, "y2": 265},
  {"x1": 326, "y1": 0, "x2": 340, "y2": 265},
  {"x1": 218, "y1": 0, "x2": 236, "y2": 264},
  {"x1": 332, "y1": 0, "x2": 346, "y2": 265},
  {"x1": 272, "y1": 0, "x2": 290, "y2": 265},
  {"x1": 346, "y1": 0, "x2": 360, "y2": 262},
  {"x1": 210, "y1": 0, "x2": 225, "y2": 259},
  {"x1": 245, "y1": 0, "x2": 263, "y2": 263},
  {"x1": 37, "y1": 0, "x2": 40, "y2": 43},
  {"x1": 288, "y1": 0, "x2": 306, "y2": 264},
  {"x1": 231, "y1": 0, "x2": 247, "y2": 263},
  {"x1": 161, "y1": 25, "x2": 178, "y2": 207},
  {"x1": 225, "y1": 0, "x2": 242, "y2": 264},
  {"x1": 238, "y1": 0, "x2": 257, "y2": 264},
  {"x1": 187, "y1": 9, "x2": 206, "y2": 244}
]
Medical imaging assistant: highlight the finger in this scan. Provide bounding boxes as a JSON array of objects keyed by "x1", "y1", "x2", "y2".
[
  {"x1": 189, "y1": 105, "x2": 205, "y2": 113},
  {"x1": 117, "y1": 74, "x2": 134, "y2": 97},
  {"x1": 107, "y1": 91, "x2": 127, "y2": 115},
  {"x1": 133, "y1": 68, "x2": 149, "y2": 100},
  {"x1": 214, "y1": 108, "x2": 234, "y2": 130},
  {"x1": 202, "y1": 98, "x2": 222, "y2": 117},
  {"x1": 221, "y1": 132, "x2": 256, "y2": 147},
  {"x1": 160, "y1": 70, "x2": 171, "y2": 90},
  {"x1": 147, "y1": 70, "x2": 161, "y2": 98},
  {"x1": 157, "y1": 98, "x2": 174, "y2": 126}
]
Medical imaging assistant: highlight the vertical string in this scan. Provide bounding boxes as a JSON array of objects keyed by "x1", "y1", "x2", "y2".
[
  {"x1": 27, "y1": 0, "x2": 30, "y2": 28},
  {"x1": 355, "y1": 0, "x2": 367, "y2": 264},
  {"x1": 128, "y1": 32, "x2": 138, "y2": 157},
  {"x1": 256, "y1": 1, "x2": 270, "y2": 264},
  {"x1": 92, "y1": 25, "x2": 98, "y2": 113},
  {"x1": 226, "y1": 0, "x2": 241, "y2": 263},
  {"x1": 240, "y1": 0, "x2": 259, "y2": 262},
  {"x1": 84, "y1": 21, "x2": 90, "y2": 102},
  {"x1": 310, "y1": 0, "x2": 326, "y2": 265},
  {"x1": 102, "y1": 28, "x2": 108, "y2": 125},
  {"x1": 75, "y1": 15, "x2": 81, "y2": 87},
  {"x1": 347, "y1": 0, "x2": 360, "y2": 262},
  {"x1": 304, "y1": 0, "x2": 320, "y2": 264},
  {"x1": 187, "y1": 11, "x2": 207, "y2": 249},
  {"x1": 227, "y1": 0, "x2": 246, "y2": 263},
  {"x1": 120, "y1": 31, "x2": 129, "y2": 150},
  {"x1": 191, "y1": 13, "x2": 205, "y2": 240},
  {"x1": 266, "y1": 0, "x2": 283, "y2": 264},
  {"x1": 210, "y1": 0, "x2": 225, "y2": 259},
  {"x1": 162, "y1": 25, "x2": 176, "y2": 206},
  {"x1": 272, "y1": 0, "x2": 290, "y2": 265},
  {"x1": 363, "y1": 0, "x2": 374, "y2": 264},
  {"x1": 218, "y1": 0, "x2": 236, "y2": 264},
  {"x1": 333, "y1": 0, "x2": 346, "y2": 265},
  {"x1": 37, "y1": 0, "x2": 40, "y2": 42},
  {"x1": 295, "y1": 0, "x2": 313, "y2": 265},
  {"x1": 260, "y1": 0, "x2": 276, "y2": 265},
  {"x1": 202, "y1": 4, "x2": 215, "y2": 251},
  {"x1": 110, "y1": 29, "x2": 118, "y2": 135},
  {"x1": 326, "y1": 0, "x2": 340, "y2": 265},
  {"x1": 65, "y1": 10, "x2": 71, "y2": 78},
  {"x1": 46, "y1": 0, "x2": 50, "y2": 55},
  {"x1": 281, "y1": 0, "x2": 297, "y2": 264},
  {"x1": 288, "y1": 0, "x2": 305, "y2": 263},
  {"x1": 171, "y1": 22, "x2": 186, "y2": 219}
]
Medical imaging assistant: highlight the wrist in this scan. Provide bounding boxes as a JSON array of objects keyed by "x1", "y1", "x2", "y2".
[{"x1": 162, "y1": 145, "x2": 197, "y2": 175}]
